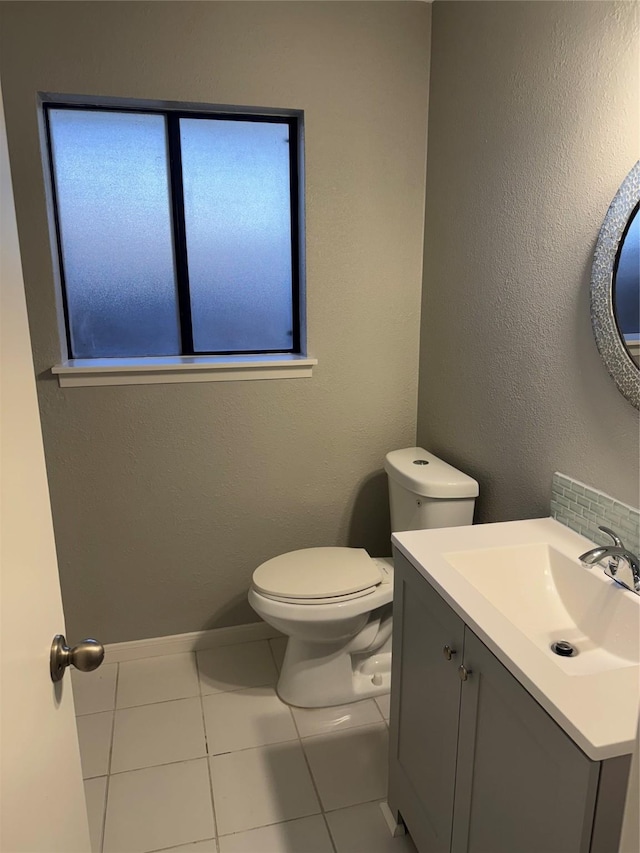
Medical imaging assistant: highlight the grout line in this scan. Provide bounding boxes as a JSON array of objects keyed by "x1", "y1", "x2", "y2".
[
  {"x1": 295, "y1": 719, "x2": 390, "y2": 850},
  {"x1": 95, "y1": 777, "x2": 108, "y2": 853},
  {"x1": 200, "y1": 680, "x2": 280, "y2": 700},
  {"x1": 110, "y1": 681, "x2": 281, "y2": 713},
  {"x1": 215, "y1": 813, "x2": 327, "y2": 840},
  {"x1": 113, "y1": 691, "x2": 202, "y2": 711},
  {"x1": 211, "y1": 797, "x2": 394, "y2": 844},
  {"x1": 322, "y1": 811, "x2": 339, "y2": 853},
  {"x1": 75, "y1": 709, "x2": 118, "y2": 718},
  {"x1": 323, "y1": 794, "x2": 392, "y2": 815},
  {"x1": 102, "y1": 755, "x2": 213, "y2": 781},
  {"x1": 287, "y1": 700, "x2": 337, "y2": 853},
  {"x1": 195, "y1": 650, "x2": 221, "y2": 845},
  {"x1": 107, "y1": 752, "x2": 210, "y2": 777},
  {"x1": 266, "y1": 636, "x2": 285, "y2": 674},
  {"x1": 100, "y1": 661, "x2": 119, "y2": 853},
  {"x1": 201, "y1": 687, "x2": 305, "y2": 760},
  {"x1": 146, "y1": 837, "x2": 217, "y2": 853},
  {"x1": 105, "y1": 735, "x2": 301, "y2": 777}
]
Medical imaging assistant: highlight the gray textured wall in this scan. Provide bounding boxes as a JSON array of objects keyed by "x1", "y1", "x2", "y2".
[
  {"x1": 0, "y1": 1, "x2": 431, "y2": 644},
  {"x1": 418, "y1": 1, "x2": 639, "y2": 524}
]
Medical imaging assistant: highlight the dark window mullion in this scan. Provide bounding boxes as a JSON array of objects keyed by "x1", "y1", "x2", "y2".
[
  {"x1": 166, "y1": 114, "x2": 194, "y2": 355},
  {"x1": 287, "y1": 117, "x2": 301, "y2": 354}
]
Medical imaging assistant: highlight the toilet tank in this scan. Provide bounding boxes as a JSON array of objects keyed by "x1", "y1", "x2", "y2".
[{"x1": 384, "y1": 447, "x2": 479, "y2": 533}]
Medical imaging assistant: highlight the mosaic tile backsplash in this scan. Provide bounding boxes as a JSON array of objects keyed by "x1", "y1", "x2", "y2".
[{"x1": 551, "y1": 472, "x2": 640, "y2": 557}]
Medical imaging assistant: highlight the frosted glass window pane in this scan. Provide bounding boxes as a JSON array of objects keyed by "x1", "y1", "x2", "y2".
[
  {"x1": 48, "y1": 109, "x2": 180, "y2": 358},
  {"x1": 180, "y1": 118, "x2": 294, "y2": 352}
]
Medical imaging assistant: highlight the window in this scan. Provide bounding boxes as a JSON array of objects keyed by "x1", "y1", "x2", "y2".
[{"x1": 44, "y1": 104, "x2": 303, "y2": 363}]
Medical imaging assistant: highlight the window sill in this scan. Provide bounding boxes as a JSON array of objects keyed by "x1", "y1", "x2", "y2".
[{"x1": 51, "y1": 354, "x2": 317, "y2": 387}]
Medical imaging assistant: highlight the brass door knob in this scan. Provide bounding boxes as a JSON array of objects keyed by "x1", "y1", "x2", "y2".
[
  {"x1": 50, "y1": 634, "x2": 104, "y2": 683},
  {"x1": 443, "y1": 645, "x2": 457, "y2": 661}
]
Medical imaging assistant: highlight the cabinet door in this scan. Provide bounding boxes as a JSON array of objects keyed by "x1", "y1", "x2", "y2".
[
  {"x1": 388, "y1": 551, "x2": 466, "y2": 853},
  {"x1": 452, "y1": 629, "x2": 600, "y2": 853}
]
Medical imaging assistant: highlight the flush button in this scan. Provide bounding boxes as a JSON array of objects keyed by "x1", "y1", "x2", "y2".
[{"x1": 413, "y1": 459, "x2": 429, "y2": 465}]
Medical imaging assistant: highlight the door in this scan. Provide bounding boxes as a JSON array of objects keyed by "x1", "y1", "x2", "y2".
[
  {"x1": 388, "y1": 551, "x2": 466, "y2": 853},
  {"x1": 0, "y1": 84, "x2": 90, "y2": 851},
  {"x1": 452, "y1": 629, "x2": 600, "y2": 853}
]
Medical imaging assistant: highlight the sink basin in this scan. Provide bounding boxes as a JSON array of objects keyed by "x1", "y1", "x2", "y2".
[
  {"x1": 392, "y1": 517, "x2": 639, "y2": 759},
  {"x1": 444, "y1": 543, "x2": 639, "y2": 675}
]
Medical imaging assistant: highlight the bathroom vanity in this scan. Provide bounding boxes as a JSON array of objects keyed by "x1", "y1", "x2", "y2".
[{"x1": 387, "y1": 518, "x2": 639, "y2": 853}]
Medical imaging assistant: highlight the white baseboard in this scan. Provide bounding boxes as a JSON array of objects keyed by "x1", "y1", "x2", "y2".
[
  {"x1": 380, "y1": 802, "x2": 406, "y2": 837},
  {"x1": 104, "y1": 621, "x2": 284, "y2": 664}
]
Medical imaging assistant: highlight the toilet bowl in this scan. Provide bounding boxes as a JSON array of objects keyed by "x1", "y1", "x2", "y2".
[
  {"x1": 248, "y1": 447, "x2": 479, "y2": 709},
  {"x1": 249, "y1": 548, "x2": 393, "y2": 707}
]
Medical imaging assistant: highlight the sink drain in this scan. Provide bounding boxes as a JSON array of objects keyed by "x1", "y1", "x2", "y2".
[{"x1": 551, "y1": 640, "x2": 577, "y2": 657}]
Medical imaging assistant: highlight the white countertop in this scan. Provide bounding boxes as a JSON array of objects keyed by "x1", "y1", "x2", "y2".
[{"x1": 392, "y1": 517, "x2": 640, "y2": 761}]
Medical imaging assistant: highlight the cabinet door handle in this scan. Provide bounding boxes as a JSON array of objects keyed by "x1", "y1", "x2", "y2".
[
  {"x1": 458, "y1": 664, "x2": 472, "y2": 681},
  {"x1": 443, "y1": 645, "x2": 457, "y2": 660}
]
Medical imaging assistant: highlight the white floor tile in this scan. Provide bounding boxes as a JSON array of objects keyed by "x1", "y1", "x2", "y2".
[
  {"x1": 197, "y1": 641, "x2": 277, "y2": 694},
  {"x1": 73, "y1": 663, "x2": 118, "y2": 716},
  {"x1": 84, "y1": 776, "x2": 107, "y2": 853},
  {"x1": 117, "y1": 653, "x2": 199, "y2": 708},
  {"x1": 202, "y1": 686, "x2": 297, "y2": 754},
  {"x1": 375, "y1": 693, "x2": 391, "y2": 720},
  {"x1": 77, "y1": 711, "x2": 113, "y2": 778},
  {"x1": 81, "y1": 642, "x2": 400, "y2": 853},
  {"x1": 111, "y1": 697, "x2": 206, "y2": 773},
  {"x1": 326, "y1": 801, "x2": 418, "y2": 853},
  {"x1": 303, "y1": 723, "x2": 389, "y2": 811},
  {"x1": 291, "y1": 699, "x2": 383, "y2": 739},
  {"x1": 219, "y1": 815, "x2": 333, "y2": 853},
  {"x1": 103, "y1": 758, "x2": 215, "y2": 853},
  {"x1": 268, "y1": 637, "x2": 288, "y2": 672},
  {"x1": 210, "y1": 742, "x2": 320, "y2": 836}
]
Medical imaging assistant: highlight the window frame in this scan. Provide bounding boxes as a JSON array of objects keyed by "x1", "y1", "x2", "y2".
[{"x1": 42, "y1": 100, "x2": 304, "y2": 362}]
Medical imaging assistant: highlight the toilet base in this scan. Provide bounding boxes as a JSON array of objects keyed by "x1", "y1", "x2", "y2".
[{"x1": 276, "y1": 635, "x2": 392, "y2": 708}]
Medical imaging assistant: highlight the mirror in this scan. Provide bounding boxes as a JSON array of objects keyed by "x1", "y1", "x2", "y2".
[
  {"x1": 614, "y1": 201, "x2": 639, "y2": 367},
  {"x1": 591, "y1": 161, "x2": 640, "y2": 409}
]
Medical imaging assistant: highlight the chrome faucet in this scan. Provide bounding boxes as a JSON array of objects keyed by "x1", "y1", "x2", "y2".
[{"x1": 579, "y1": 526, "x2": 640, "y2": 595}]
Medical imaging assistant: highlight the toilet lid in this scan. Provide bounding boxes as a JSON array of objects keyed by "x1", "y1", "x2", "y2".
[{"x1": 253, "y1": 547, "x2": 383, "y2": 600}]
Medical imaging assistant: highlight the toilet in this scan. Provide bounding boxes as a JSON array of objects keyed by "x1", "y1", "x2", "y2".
[{"x1": 248, "y1": 447, "x2": 479, "y2": 708}]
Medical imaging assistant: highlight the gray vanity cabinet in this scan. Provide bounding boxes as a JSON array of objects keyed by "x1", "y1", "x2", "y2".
[
  {"x1": 388, "y1": 551, "x2": 631, "y2": 853},
  {"x1": 388, "y1": 550, "x2": 465, "y2": 853},
  {"x1": 451, "y1": 628, "x2": 598, "y2": 853}
]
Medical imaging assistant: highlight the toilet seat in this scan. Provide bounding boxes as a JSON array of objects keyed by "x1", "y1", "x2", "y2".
[
  {"x1": 252, "y1": 547, "x2": 384, "y2": 604},
  {"x1": 256, "y1": 584, "x2": 381, "y2": 605}
]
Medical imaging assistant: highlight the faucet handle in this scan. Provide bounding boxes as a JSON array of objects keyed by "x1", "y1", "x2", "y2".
[
  {"x1": 598, "y1": 526, "x2": 624, "y2": 548},
  {"x1": 597, "y1": 526, "x2": 624, "y2": 575}
]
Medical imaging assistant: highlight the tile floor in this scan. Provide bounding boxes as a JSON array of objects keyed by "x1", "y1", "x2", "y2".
[{"x1": 73, "y1": 637, "x2": 417, "y2": 853}]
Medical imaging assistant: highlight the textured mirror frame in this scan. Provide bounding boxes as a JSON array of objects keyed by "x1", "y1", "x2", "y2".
[{"x1": 590, "y1": 161, "x2": 640, "y2": 409}]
